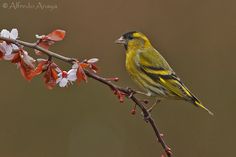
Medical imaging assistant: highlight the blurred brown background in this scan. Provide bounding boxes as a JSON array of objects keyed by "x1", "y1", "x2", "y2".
[{"x1": 0, "y1": 0, "x2": 235, "y2": 156}]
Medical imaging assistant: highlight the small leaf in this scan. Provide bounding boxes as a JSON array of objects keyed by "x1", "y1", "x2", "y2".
[
  {"x1": 79, "y1": 63, "x2": 89, "y2": 68},
  {"x1": 51, "y1": 68, "x2": 58, "y2": 80},
  {"x1": 90, "y1": 64, "x2": 98, "y2": 73},
  {"x1": 18, "y1": 60, "x2": 34, "y2": 81},
  {"x1": 0, "y1": 51, "x2": 3, "y2": 60},
  {"x1": 46, "y1": 29, "x2": 66, "y2": 42},
  {"x1": 0, "y1": 43, "x2": 5, "y2": 57},
  {"x1": 21, "y1": 51, "x2": 35, "y2": 69},
  {"x1": 35, "y1": 42, "x2": 50, "y2": 55},
  {"x1": 76, "y1": 64, "x2": 87, "y2": 83},
  {"x1": 29, "y1": 60, "x2": 48, "y2": 78},
  {"x1": 11, "y1": 52, "x2": 21, "y2": 63},
  {"x1": 43, "y1": 63, "x2": 58, "y2": 89},
  {"x1": 35, "y1": 29, "x2": 65, "y2": 55}
]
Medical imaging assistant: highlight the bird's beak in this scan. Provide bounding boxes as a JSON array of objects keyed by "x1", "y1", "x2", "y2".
[{"x1": 115, "y1": 36, "x2": 126, "y2": 44}]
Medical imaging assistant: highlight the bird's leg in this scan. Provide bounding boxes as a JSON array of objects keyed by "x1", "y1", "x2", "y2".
[
  {"x1": 125, "y1": 87, "x2": 136, "y2": 98},
  {"x1": 147, "y1": 99, "x2": 161, "y2": 113},
  {"x1": 125, "y1": 87, "x2": 151, "y2": 98},
  {"x1": 140, "y1": 99, "x2": 160, "y2": 122}
]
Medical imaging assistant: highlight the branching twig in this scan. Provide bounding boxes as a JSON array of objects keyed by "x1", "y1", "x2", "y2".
[{"x1": 0, "y1": 36, "x2": 173, "y2": 157}]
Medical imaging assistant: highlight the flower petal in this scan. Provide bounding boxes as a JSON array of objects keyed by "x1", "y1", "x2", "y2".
[
  {"x1": 68, "y1": 69, "x2": 77, "y2": 81},
  {"x1": 0, "y1": 29, "x2": 10, "y2": 38},
  {"x1": 0, "y1": 43, "x2": 6, "y2": 54},
  {"x1": 11, "y1": 44, "x2": 19, "y2": 51},
  {"x1": 4, "y1": 54, "x2": 15, "y2": 60},
  {"x1": 10, "y1": 28, "x2": 18, "y2": 39},
  {"x1": 72, "y1": 62, "x2": 79, "y2": 69},
  {"x1": 68, "y1": 69, "x2": 76, "y2": 74},
  {"x1": 21, "y1": 51, "x2": 35, "y2": 68},
  {"x1": 5, "y1": 45, "x2": 13, "y2": 56},
  {"x1": 56, "y1": 77, "x2": 62, "y2": 84},
  {"x1": 59, "y1": 78, "x2": 68, "y2": 87}
]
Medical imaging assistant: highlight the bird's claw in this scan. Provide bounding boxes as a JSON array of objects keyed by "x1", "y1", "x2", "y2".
[{"x1": 126, "y1": 87, "x2": 135, "y2": 98}]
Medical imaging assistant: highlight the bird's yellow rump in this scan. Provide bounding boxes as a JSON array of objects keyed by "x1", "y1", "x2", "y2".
[{"x1": 115, "y1": 31, "x2": 213, "y2": 115}]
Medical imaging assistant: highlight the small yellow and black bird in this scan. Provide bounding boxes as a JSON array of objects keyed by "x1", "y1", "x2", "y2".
[{"x1": 115, "y1": 31, "x2": 213, "y2": 115}]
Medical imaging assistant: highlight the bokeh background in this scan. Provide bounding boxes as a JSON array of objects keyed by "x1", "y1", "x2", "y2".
[{"x1": 0, "y1": 0, "x2": 235, "y2": 156}]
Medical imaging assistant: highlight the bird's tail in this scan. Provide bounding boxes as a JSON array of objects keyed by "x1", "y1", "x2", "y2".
[{"x1": 191, "y1": 96, "x2": 214, "y2": 116}]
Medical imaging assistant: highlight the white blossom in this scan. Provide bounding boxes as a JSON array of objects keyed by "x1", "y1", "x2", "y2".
[
  {"x1": 0, "y1": 28, "x2": 18, "y2": 40},
  {"x1": 56, "y1": 69, "x2": 77, "y2": 87},
  {"x1": 0, "y1": 28, "x2": 19, "y2": 57}
]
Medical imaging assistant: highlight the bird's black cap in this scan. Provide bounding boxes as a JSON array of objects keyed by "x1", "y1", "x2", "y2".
[{"x1": 122, "y1": 31, "x2": 137, "y2": 40}]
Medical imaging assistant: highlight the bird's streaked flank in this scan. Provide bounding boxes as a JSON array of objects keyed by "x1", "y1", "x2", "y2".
[{"x1": 116, "y1": 31, "x2": 213, "y2": 115}]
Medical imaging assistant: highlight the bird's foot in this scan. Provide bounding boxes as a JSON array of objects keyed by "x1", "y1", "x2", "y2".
[{"x1": 125, "y1": 87, "x2": 136, "y2": 98}]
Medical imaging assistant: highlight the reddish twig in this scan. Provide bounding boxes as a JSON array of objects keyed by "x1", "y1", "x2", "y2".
[{"x1": 0, "y1": 36, "x2": 173, "y2": 157}]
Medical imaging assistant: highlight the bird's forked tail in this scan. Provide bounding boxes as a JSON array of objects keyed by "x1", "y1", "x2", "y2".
[{"x1": 192, "y1": 97, "x2": 214, "y2": 116}]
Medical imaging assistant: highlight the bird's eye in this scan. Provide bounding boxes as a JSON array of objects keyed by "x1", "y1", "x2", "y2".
[{"x1": 127, "y1": 34, "x2": 133, "y2": 40}]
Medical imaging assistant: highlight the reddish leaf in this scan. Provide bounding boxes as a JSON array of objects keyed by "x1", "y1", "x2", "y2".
[
  {"x1": 11, "y1": 52, "x2": 21, "y2": 63},
  {"x1": 18, "y1": 60, "x2": 35, "y2": 81},
  {"x1": 85, "y1": 58, "x2": 99, "y2": 73},
  {"x1": 28, "y1": 60, "x2": 48, "y2": 78},
  {"x1": 90, "y1": 64, "x2": 98, "y2": 73},
  {"x1": 21, "y1": 51, "x2": 35, "y2": 69},
  {"x1": 0, "y1": 44, "x2": 4, "y2": 60},
  {"x1": 80, "y1": 63, "x2": 89, "y2": 68},
  {"x1": 76, "y1": 64, "x2": 87, "y2": 83},
  {"x1": 35, "y1": 61, "x2": 48, "y2": 74},
  {"x1": 0, "y1": 51, "x2": 3, "y2": 60},
  {"x1": 35, "y1": 29, "x2": 66, "y2": 55},
  {"x1": 18, "y1": 51, "x2": 37, "y2": 81},
  {"x1": 35, "y1": 42, "x2": 50, "y2": 55},
  {"x1": 83, "y1": 58, "x2": 99, "y2": 73},
  {"x1": 51, "y1": 68, "x2": 58, "y2": 80},
  {"x1": 46, "y1": 29, "x2": 66, "y2": 41},
  {"x1": 43, "y1": 63, "x2": 58, "y2": 89},
  {"x1": 10, "y1": 51, "x2": 36, "y2": 81}
]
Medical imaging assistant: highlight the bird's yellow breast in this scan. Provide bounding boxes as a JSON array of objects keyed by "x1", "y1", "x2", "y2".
[
  {"x1": 125, "y1": 49, "x2": 146, "y2": 89},
  {"x1": 125, "y1": 49, "x2": 138, "y2": 76}
]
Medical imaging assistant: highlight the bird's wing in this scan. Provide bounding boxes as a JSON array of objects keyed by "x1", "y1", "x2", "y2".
[
  {"x1": 136, "y1": 48, "x2": 173, "y2": 71},
  {"x1": 137, "y1": 48, "x2": 214, "y2": 115},
  {"x1": 137, "y1": 48, "x2": 192, "y2": 100}
]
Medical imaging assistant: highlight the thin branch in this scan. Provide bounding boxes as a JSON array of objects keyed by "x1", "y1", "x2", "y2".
[{"x1": 0, "y1": 36, "x2": 172, "y2": 157}]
